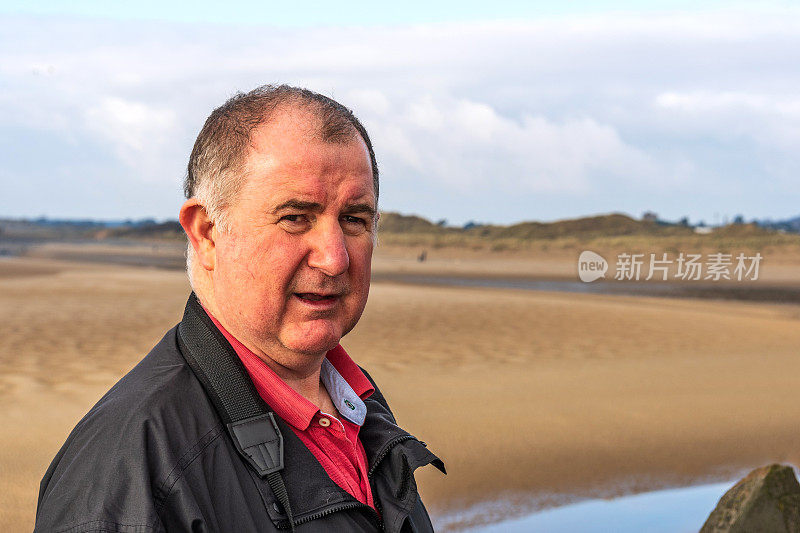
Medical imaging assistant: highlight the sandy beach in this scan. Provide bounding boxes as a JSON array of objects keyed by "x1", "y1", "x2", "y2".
[{"x1": 2, "y1": 252, "x2": 800, "y2": 530}]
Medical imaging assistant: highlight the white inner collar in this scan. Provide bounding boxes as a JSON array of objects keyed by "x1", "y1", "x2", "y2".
[{"x1": 320, "y1": 358, "x2": 367, "y2": 426}]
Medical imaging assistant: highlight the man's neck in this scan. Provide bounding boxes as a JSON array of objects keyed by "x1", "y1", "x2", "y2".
[
  {"x1": 195, "y1": 287, "x2": 332, "y2": 411},
  {"x1": 263, "y1": 355, "x2": 327, "y2": 407}
]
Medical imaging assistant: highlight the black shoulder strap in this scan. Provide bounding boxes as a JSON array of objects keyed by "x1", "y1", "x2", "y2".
[{"x1": 176, "y1": 293, "x2": 296, "y2": 531}]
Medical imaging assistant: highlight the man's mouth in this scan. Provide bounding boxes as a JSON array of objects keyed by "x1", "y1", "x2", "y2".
[{"x1": 294, "y1": 292, "x2": 339, "y2": 303}]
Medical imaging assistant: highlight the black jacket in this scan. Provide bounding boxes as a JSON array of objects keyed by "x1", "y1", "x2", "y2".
[{"x1": 35, "y1": 294, "x2": 445, "y2": 532}]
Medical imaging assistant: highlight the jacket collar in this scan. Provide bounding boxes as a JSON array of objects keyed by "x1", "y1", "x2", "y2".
[{"x1": 177, "y1": 293, "x2": 444, "y2": 531}]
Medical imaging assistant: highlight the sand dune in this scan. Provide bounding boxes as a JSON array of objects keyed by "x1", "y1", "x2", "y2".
[{"x1": 2, "y1": 255, "x2": 800, "y2": 530}]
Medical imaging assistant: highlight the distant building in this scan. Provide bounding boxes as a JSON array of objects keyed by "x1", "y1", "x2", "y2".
[{"x1": 642, "y1": 211, "x2": 658, "y2": 222}]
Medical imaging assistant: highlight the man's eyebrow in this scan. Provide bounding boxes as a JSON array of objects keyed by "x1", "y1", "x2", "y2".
[
  {"x1": 272, "y1": 200, "x2": 323, "y2": 213},
  {"x1": 343, "y1": 203, "x2": 377, "y2": 218}
]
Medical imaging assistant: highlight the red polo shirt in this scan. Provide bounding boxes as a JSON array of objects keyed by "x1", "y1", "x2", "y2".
[{"x1": 205, "y1": 312, "x2": 376, "y2": 509}]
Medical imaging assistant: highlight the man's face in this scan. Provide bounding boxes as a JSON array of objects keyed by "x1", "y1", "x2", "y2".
[{"x1": 210, "y1": 109, "x2": 376, "y2": 366}]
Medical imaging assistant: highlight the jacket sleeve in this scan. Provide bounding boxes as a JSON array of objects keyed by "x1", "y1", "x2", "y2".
[{"x1": 35, "y1": 411, "x2": 167, "y2": 533}]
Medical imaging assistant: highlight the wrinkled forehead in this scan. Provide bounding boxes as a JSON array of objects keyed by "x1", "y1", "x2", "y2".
[
  {"x1": 237, "y1": 108, "x2": 375, "y2": 204},
  {"x1": 249, "y1": 105, "x2": 365, "y2": 163}
]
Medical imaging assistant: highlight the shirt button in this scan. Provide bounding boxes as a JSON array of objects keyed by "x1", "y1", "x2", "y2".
[{"x1": 318, "y1": 418, "x2": 331, "y2": 427}]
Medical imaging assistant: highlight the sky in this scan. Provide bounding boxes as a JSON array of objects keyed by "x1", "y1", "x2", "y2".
[{"x1": 1, "y1": 1, "x2": 799, "y2": 225}]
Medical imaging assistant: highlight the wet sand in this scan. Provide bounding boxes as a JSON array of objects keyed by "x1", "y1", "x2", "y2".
[{"x1": 2, "y1": 254, "x2": 800, "y2": 530}]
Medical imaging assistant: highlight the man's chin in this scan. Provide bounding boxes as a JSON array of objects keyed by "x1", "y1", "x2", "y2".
[
  {"x1": 279, "y1": 325, "x2": 343, "y2": 357},
  {"x1": 278, "y1": 310, "x2": 367, "y2": 355}
]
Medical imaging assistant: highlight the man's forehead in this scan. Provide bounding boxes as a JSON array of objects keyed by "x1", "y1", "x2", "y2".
[
  {"x1": 240, "y1": 134, "x2": 373, "y2": 208},
  {"x1": 263, "y1": 175, "x2": 374, "y2": 201},
  {"x1": 233, "y1": 102, "x2": 374, "y2": 208},
  {"x1": 248, "y1": 111, "x2": 366, "y2": 164},
  {"x1": 249, "y1": 102, "x2": 358, "y2": 146},
  {"x1": 261, "y1": 175, "x2": 376, "y2": 215},
  {"x1": 244, "y1": 141, "x2": 373, "y2": 190}
]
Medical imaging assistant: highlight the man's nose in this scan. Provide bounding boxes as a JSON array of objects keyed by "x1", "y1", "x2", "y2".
[{"x1": 306, "y1": 221, "x2": 350, "y2": 276}]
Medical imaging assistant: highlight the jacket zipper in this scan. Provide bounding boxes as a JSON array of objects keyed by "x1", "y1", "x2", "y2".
[
  {"x1": 279, "y1": 499, "x2": 383, "y2": 531},
  {"x1": 367, "y1": 434, "x2": 416, "y2": 479},
  {"x1": 366, "y1": 434, "x2": 417, "y2": 531},
  {"x1": 284, "y1": 501, "x2": 368, "y2": 528},
  {"x1": 278, "y1": 434, "x2": 418, "y2": 530}
]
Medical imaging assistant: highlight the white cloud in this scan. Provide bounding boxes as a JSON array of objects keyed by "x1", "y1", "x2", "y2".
[
  {"x1": 653, "y1": 90, "x2": 800, "y2": 168},
  {"x1": 345, "y1": 89, "x2": 392, "y2": 117},
  {"x1": 365, "y1": 94, "x2": 657, "y2": 195},
  {"x1": 655, "y1": 91, "x2": 800, "y2": 117},
  {"x1": 2, "y1": 9, "x2": 800, "y2": 221},
  {"x1": 83, "y1": 97, "x2": 179, "y2": 182},
  {"x1": 85, "y1": 97, "x2": 176, "y2": 153}
]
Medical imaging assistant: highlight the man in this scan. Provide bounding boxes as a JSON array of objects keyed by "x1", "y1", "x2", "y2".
[{"x1": 35, "y1": 85, "x2": 444, "y2": 532}]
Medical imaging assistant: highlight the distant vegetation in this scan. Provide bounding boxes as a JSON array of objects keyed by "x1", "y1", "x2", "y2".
[
  {"x1": 376, "y1": 212, "x2": 800, "y2": 253},
  {"x1": 379, "y1": 212, "x2": 699, "y2": 238},
  {"x1": 97, "y1": 221, "x2": 184, "y2": 240},
  {"x1": 2, "y1": 212, "x2": 800, "y2": 254}
]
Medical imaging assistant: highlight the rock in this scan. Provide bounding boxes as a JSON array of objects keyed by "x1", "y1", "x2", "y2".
[{"x1": 701, "y1": 464, "x2": 800, "y2": 533}]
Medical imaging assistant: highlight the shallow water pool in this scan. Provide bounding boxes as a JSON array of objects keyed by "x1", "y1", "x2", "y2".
[{"x1": 436, "y1": 481, "x2": 732, "y2": 533}]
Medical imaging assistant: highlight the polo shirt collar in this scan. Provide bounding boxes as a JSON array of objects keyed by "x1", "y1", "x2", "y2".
[
  {"x1": 201, "y1": 306, "x2": 374, "y2": 431},
  {"x1": 320, "y1": 358, "x2": 367, "y2": 426}
]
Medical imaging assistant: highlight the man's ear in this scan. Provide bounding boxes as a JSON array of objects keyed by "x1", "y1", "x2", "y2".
[{"x1": 179, "y1": 199, "x2": 216, "y2": 271}]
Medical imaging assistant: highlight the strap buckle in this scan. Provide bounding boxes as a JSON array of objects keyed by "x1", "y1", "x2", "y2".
[{"x1": 228, "y1": 413, "x2": 284, "y2": 476}]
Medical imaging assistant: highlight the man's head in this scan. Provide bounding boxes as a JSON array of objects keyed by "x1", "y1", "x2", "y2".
[
  {"x1": 184, "y1": 85, "x2": 379, "y2": 232},
  {"x1": 179, "y1": 85, "x2": 379, "y2": 371}
]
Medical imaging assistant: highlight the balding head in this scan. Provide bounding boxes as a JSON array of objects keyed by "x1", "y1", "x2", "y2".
[
  {"x1": 185, "y1": 85, "x2": 379, "y2": 231},
  {"x1": 182, "y1": 85, "x2": 379, "y2": 287}
]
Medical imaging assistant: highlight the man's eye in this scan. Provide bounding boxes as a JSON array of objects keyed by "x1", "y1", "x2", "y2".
[
  {"x1": 278, "y1": 214, "x2": 310, "y2": 231},
  {"x1": 341, "y1": 215, "x2": 370, "y2": 234}
]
